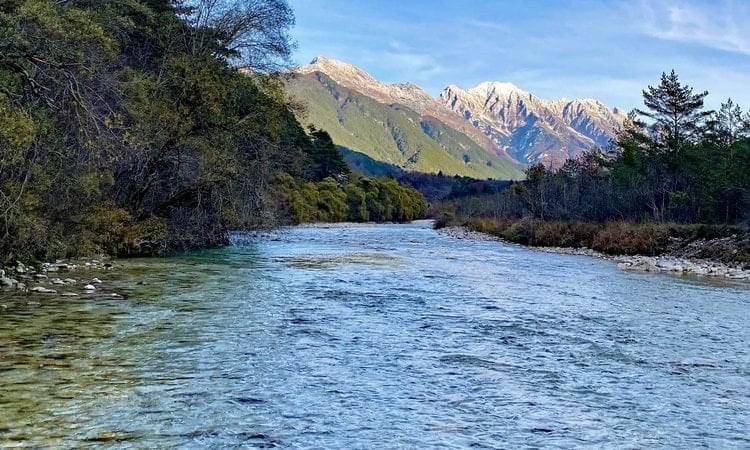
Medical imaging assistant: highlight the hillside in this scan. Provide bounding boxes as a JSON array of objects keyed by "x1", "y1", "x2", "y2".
[
  {"x1": 291, "y1": 56, "x2": 627, "y2": 168},
  {"x1": 286, "y1": 71, "x2": 525, "y2": 179}
]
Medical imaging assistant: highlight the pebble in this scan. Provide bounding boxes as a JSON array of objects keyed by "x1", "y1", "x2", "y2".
[
  {"x1": 30, "y1": 287, "x2": 57, "y2": 294},
  {"x1": 441, "y1": 226, "x2": 750, "y2": 281}
]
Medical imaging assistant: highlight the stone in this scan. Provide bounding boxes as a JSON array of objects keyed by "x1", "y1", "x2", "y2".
[
  {"x1": 83, "y1": 284, "x2": 96, "y2": 291},
  {"x1": 51, "y1": 278, "x2": 65, "y2": 285},
  {"x1": 1, "y1": 277, "x2": 17, "y2": 287},
  {"x1": 30, "y1": 287, "x2": 56, "y2": 294},
  {"x1": 34, "y1": 274, "x2": 48, "y2": 280},
  {"x1": 16, "y1": 283, "x2": 26, "y2": 290},
  {"x1": 91, "y1": 278, "x2": 103, "y2": 284},
  {"x1": 61, "y1": 293, "x2": 79, "y2": 297},
  {"x1": 64, "y1": 278, "x2": 77, "y2": 284}
]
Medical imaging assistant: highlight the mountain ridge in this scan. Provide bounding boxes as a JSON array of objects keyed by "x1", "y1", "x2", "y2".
[{"x1": 291, "y1": 55, "x2": 626, "y2": 170}]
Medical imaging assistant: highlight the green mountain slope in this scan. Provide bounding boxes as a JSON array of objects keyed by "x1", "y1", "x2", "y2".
[{"x1": 286, "y1": 72, "x2": 525, "y2": 180}]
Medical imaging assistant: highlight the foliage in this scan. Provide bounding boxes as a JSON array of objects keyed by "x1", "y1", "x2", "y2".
[
  {"x1": 274, "y1": 173, "x2": 427, "y2": 225},
  {"x1": 435, "y1": 71, "x2": 750, "y2": 227},
  {"x1": 0, "y1": 0, "x2": 421, "y2": 263}
]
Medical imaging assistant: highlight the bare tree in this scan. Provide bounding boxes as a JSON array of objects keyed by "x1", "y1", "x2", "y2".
[{"x1": 176, "y1": 0, "x2": 296, "y2": 72}]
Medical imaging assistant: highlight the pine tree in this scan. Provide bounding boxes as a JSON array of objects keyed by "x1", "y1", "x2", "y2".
[
  {"x1": 714, "y1": 98, "x2": 745, "y2": 146},
  {"x1": 636, "y1": 70, "x2": 711, "y2": 151}
]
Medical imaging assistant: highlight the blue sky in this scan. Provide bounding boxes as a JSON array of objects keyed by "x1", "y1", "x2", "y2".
[{"x1": 288, "y1": 0, "x2": 750, "y2": 111}]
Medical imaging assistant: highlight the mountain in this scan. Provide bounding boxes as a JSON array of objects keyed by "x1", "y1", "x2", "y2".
[
  {"x1": 297, "y1": 56, "x2": 503, "y2": 157},
  {"x1": 288, "y1": 56, "x2": 625, "y2": 175},
  {"x1": 289, "y1": 58, "x2": 525, "y2": 180},
  {"x1": 440, "y1": 82, "x2": 627, "y2": 166}
]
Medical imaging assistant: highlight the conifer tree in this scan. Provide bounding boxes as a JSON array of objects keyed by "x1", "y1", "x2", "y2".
[{"x1": 636, "y1": 70, "x2": 711, "y2": 151}]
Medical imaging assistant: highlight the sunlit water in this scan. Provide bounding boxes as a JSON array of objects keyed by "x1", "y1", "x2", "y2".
[{"x1": 1, "y1": 221, "x2": 748, "y2": 448}]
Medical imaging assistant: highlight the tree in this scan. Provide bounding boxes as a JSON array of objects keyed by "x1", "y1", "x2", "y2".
[
  {"x1": 176, "y1": 0, "x2": 295, "y2": 71},
  {"x1": 636, "y1": 70, "x2": 711, "y2": 151},
  {"x1": 305, "y1": 127, "x2": 349, "y2": 181},
  {"x1": 714, "y1": 98, "x2": 746, "y2": 147}
]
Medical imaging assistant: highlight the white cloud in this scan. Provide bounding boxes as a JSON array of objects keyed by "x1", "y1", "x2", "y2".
[{"x1": 636, "y1": 0, "x2": 750, "y2": 55}]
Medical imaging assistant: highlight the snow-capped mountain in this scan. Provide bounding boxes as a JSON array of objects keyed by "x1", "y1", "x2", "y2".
[
  {"x1": 297, "y1": 56, "x2": 504, "y2": 159},
  {"x1": 440, "y1": 82, "x2": 627, "y2": 165},
  {"x1": 295, "y1": 56, "x2": 626, "y2": 167}
]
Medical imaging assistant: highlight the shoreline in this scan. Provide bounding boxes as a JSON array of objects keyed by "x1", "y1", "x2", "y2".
[
  {"x1": 0, "y1": 258, "x2": 123, "y2": 299},
  {"x1": 438, "y1": 226, "x2": 750, "y2": 281}
]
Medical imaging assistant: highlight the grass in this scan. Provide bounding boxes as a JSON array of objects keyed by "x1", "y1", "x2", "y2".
[{"x1": 435, "y1": 215, "x2": 750, "y2": 263}]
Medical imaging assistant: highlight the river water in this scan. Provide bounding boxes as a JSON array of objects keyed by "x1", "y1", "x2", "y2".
[{"x1": 1, "y1": 221, "x2": 748, "y2": 448}]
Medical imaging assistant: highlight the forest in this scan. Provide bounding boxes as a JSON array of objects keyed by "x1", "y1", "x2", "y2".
[
  {"x1": 435, "y1": 71, "x2": 750, "y2": 258},
  {"x1": 0, "y1": 0, "x2": 426, "y2": 263}
]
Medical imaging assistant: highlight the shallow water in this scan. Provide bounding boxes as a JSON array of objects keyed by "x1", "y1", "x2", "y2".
[{"x1": 1, "y1": 221, "x2": 749, "y2": 448}]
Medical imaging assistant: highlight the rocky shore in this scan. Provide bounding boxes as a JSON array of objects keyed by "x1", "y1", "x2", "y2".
[
  {"x1": 0, "y1": 258, "x2": 124, "y2": 299},
  {"x1": 439, "y1": 226, "x2": 750, "y2": 281}
]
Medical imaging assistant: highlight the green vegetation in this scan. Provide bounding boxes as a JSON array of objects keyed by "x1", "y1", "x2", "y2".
[
  {"x1": 435, "y1": 71, "x2": 750, "y2": 259},
  {"x1": 0, "y1": 0, "x2": 426, "y2": 263},
  {"x1": 285, "y1": 72, "x2": 525, "y2": 180},
  {"x1": 274, "y1": 173, "x2": 427, "y2": 224}
]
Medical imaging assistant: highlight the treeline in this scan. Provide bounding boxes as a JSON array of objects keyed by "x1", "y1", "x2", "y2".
[
  {"x1": 0, "y1": 0, "x2": 426, "y2": 263},
  {"x1": 437, "y1": 71, "x2": 750, "y2": 226},
  {"x1": 274, "y1": 173, "x2": 427, "y2": 224},
  {"x1": 338, "y1": 146, "x2": 513, "y2": 202}
]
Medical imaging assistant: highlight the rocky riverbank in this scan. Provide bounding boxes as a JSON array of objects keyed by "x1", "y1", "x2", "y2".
[
  {"x1": 0, "y1": 258, "x2": 124, "y2": 299},
  {"x1": 439, "y1": 226, "x2": 750, "y2": 281}
]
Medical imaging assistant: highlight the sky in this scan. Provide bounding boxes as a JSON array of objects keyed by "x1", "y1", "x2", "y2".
[{"x1": 288, "y1": 0, "x2": 750, "y2": 111}]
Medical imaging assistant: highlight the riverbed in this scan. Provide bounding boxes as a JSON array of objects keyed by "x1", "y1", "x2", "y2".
[{"x1": 1, "y1": 221, "x2": 748, "y2": 448}]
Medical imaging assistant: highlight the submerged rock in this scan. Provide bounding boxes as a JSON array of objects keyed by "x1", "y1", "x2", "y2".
[{"x1": 30, "y1": 287, "x2": 57, "y2": 294}]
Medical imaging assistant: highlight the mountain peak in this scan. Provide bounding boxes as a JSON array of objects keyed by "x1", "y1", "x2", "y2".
[
  {"x1": 469, "y1": 81, "x2": 528, "y2": 98},
  {"x1": 300, "y1": 55, "x2": 376, "y2": 83}
]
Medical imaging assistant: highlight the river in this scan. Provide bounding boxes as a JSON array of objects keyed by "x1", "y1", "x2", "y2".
[{"x1": 1, "y1": 221, "x2": 748, "y2": 448}]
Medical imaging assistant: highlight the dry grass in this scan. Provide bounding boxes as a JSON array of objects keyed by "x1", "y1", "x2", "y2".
[{"x1": 452, "y1": 218, "x2": 673, "y2": 256}]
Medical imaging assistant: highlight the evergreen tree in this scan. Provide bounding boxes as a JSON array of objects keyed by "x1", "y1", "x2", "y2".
[
  {"x1": 636, "y1": 70, "x2": 711, "y2": 151},
  {"x1": 713, "y1": 98, "x2": 746, "y2": 146},
  {"x1": 305, "y1": 127, "x2": 349, "y2": 181}
]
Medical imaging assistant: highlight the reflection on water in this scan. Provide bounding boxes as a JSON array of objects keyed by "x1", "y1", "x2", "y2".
[{"x1": 1, "y1": 221, "x2": 749, "y2": 448}]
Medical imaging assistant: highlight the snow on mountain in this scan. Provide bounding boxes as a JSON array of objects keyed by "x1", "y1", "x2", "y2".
[
  {"x1": 440, "y1": 82, "x2": 627, "y2": 165},
  {"x1": 296, "y1": 56, "x2": 626, "y2": 166}
]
